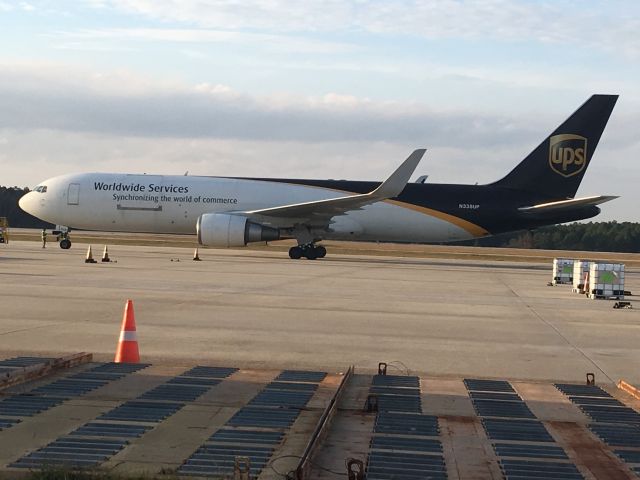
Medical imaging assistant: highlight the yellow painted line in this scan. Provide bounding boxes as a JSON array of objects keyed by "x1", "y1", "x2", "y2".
[{"x1": 618, "y1": 379, "x2": 640, "y2": 400}]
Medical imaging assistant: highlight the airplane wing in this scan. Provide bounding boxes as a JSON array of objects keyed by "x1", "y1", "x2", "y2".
[
  {"x1": 243, "y1": 149, "x2": 426, "y2": 228},
  {"x1": 518, "y1": 195, "x2": 618, "y2": 214}
]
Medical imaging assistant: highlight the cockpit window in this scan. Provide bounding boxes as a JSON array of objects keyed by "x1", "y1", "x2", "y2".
[{"x1": 34, "y1": 186, "x2": 47, "y2": 193}]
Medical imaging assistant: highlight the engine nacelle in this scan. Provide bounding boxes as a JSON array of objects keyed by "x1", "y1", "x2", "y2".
[{"x1": 197, "y1": 213, "x2": 280, "y2": 247}]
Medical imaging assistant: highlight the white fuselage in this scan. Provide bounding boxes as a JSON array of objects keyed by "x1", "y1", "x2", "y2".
[{"x1": 19, "y1": 172, "x2": 477, "y2": 243}]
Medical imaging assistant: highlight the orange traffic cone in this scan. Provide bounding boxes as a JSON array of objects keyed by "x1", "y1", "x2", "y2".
[
  {"x1": 85, "y1": 245, "x2": 97, "y2": 263},
  {"x1": 101, "y1": 245, "x2": 111, "y2": 262},
  {"x1": 114, "y1": 299, "x2": 140, "y2": 363},
  {"x1": 193, "y1": 247, "x2": 201, "y2": 261}
]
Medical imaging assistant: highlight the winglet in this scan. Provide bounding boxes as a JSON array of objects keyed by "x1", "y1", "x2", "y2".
[{"x1": 371, "y1": 148, "x2": 426, "y2": 199}]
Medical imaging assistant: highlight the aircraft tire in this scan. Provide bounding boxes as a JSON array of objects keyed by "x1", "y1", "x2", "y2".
[
  {"x1": 304, "y1": 248, "x2": 317, "y2": 260},
  {"x1": 60, "y1": 239, "x2": 72, "y2": 249},
  {"x1": 315, "y1": 245, "x2": 327, "y2": 258},
  {"x1": 289, "y1": 246, "x2": 303, "y2": 259}
]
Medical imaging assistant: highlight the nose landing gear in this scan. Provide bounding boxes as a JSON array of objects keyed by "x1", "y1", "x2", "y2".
[{"x1": 288, "y1": 244, "x2": 327, "y2": 260}]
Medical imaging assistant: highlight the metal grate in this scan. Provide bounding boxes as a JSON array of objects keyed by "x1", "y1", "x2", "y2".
[
  {"x1": 469, "y1": 391, "x2": 523, "y2": 402},
  {"x1": 10, "y1": 437, "x2": 128, "y2": 469},
  {"x1": 0, "y1": 417, "x2": 21, "y2": 430},
  {"x1": 554, "y1": 383, "x2": 611, "y2": 398},
  {"x1": 166, "y1": 376, "x2": 221, "y2": 386},
  {"x1": 371, "y1": 375, "x2": 420, "y2": 388},
  {"x1": 139, "y1": 384, "x2": 210, "y2": 402},
  {"x1": 493, "y1": 443, "x2": 568, "y2": 460},
  {"x1": 366, "y1": 450, "x2": 447, "y2": 480},
  {"x1": 374, "y1": 413, "x2": 439, "y2": 436},
  {"x1": 568, "y1": 396, "x2": 625, "y2": 407},
  {"x1": 227, "y1": 406, "x2": 300, "y2": 429},
  {"x1": 482, "y1": 418, "x2": 554, "y2": 443},
  {"x1": 0, "y1": 356, "x2": 54, "y2": 368},
  {"x1": 179, "y1": 366, "x2": 238, "y2": 378},
  {"x1": 69, "y1": 422, "x2": 151, "y2": 438},
  {"x1": 178, "y1": 444, "x2": 273, "y2": 477},
  {"x1": 579, "y1": 405, "x2": 640, "y2": 424},
  {"x1": 0, "y1": 395, "x2": 65, "y2": 417},
  {"x1": 471, "y1": 399, "x2": 536, "y2": 419},
  {"x1": 30, "y1": 377, "x2": 109, "y2": 399},
  {"x1": 265, "y1": 381, "x2": 318, "y2": 392},
  {"x1": 614, "y1": 449, "x2": 640, "y2": 464},
  {"x1": 370, "y1": 436, "x2": 443, "y2": 454},
  {"x1": 208, "y1": 428, "x2": 284, "y2": 445},
  {"x1": 274, "y1": 370, "x2": 327, "y2": 383},
  {"x1": 99, "y1": 400, "x2": 184, "y2": 423},
  {"x1": 464, "y1": 379, "x2": 516, "y2": 393},
  {"x1": 589, "y1": 424, "x2": 640, "y2": 448},
  {"x1": 89, "y1": 362, "x2": 150, "y2": 374},
  {"x1": 499, "y1": 459, "x2": 584, "y2": 479}
]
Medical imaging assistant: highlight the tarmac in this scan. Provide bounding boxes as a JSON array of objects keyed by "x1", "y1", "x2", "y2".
[
  {"x1": 2, "y1": 240, "x2": 640, "y2": 479},
  {"x1": 1, "y1": 240, "x2": 639, "y2": 383}
]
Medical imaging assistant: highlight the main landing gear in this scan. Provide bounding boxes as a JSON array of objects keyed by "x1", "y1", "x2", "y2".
[{"x1": 288, "y1": 244, "x2": 327, "y2": 260}]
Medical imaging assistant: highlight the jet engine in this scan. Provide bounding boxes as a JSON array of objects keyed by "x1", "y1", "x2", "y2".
[{"x1": 197, "y1": 213, "x2": 280, "y2": 247}]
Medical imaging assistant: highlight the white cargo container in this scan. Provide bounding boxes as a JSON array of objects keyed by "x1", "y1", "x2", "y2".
[
  {"x1": 587, "y1": 263, "x2": 625, "y2": 299},
  {"x1": 552, "y1": 258, "x2": 574, "y2": 285},
  {"x1": 572, "y1": 261, "x2": 591, "y2": 293}
]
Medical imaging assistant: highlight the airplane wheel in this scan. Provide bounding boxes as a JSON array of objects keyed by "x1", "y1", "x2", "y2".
[
  {"x1": 60, "y1": 239, "x2": 72, "y2": 249},
  {"x1": 315, "y1": 245, "x2": 327, "y2": 258},
  {"x1": 304, "y1": 248, "x2": 317, "y2": 260},
  {"x1": 289, "y1": 246, "x2": 303, "y2": 259}
]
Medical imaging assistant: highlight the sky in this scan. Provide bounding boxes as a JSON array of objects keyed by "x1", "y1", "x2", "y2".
[{"x1": 0, "y1": 0, "x2": 639, "y2": 221}]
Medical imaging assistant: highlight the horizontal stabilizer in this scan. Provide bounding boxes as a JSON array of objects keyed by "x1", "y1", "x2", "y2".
[{"x1": 518, "y1": 195, "x2": 618, "y2": 214}]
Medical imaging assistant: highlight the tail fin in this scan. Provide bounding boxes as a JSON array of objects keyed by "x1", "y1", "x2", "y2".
[{"x1": 491, "y1": 94, "x2": 618, "y2": 199}]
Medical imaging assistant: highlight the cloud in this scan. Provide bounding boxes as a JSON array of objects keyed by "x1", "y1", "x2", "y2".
[
  {"x1": 48, "y1": 27, "x2": 360, "y2": 54},
  {"x1": 92, "y1": 0, "x2": 640, "y2": 58},
  {"x1": 0, "y1": 64, "x2": 546, "y2": 147}
]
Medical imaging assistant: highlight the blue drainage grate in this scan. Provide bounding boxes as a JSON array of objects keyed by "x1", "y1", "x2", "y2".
[
  {"x1": 10, "y1": 437, "x2": 128, "y2": 469},
  {"x1": 99, "y1": 400, "x2": 184, "y2": 423},
  {"x1": 30, "y1": 378, "x2": 109, "y2": 399},
  {"x1": 178, "y1": 444, "x2": 273, "y2": 477},
  {"x1": 139, "y1": 384, "x2": 210, "y2": 402},
  {"x1": 370, "y1": 436, "x2": 443, "y2": 454},
  {"x1": 0, "y1": 417, "x2": 21, "y2": 430},
  {"x1": 499, "y1": 459, "x2": 584, "y2": 479},
  {"x1": 464, "y1": 379, "x2": 516, "y2": 393},
  {"x1": 589, "y1": 424, "x2": 640, "y2": 448},
  {"x1": 614, "y1": 450, "x2": 640, "y2": 463},
  {"x1": 180, "y1": 366, "x2": 238, "y2": 378},
  {"x1": 88, "y1": 362, "x2": 150, "y2": 375},
  {"x1": 371, "y1": 375, "x2": 420, "y2": 388},
  {"x1": 227, "y1": 406, "x2": 300, "y2": 429},
  {"x1": 166, "y1": 376, "x2": 221, "y2": 386},
  {"x1": 366, "y1": 450, "x2": 447, "y2": 480},
  {"x1": 579, "y1": 405, "x2": 640, "y2": 424},
  {"x1": 0, "y1": 356, "x2": 54, "y2": 368},
  {"x1": 482, "y1": 419, "x2": 554, "y2": 443},
  {"x1": 265, "y1": 381, "x2": 318, "y2": 392},
  {"x1": 471, "y1": 399, "x2": 535, "y2": 419},
  {"x1": 469, "y1": 391, "x2": 523, "y2": 402},
  {"x1": 0, "y1": 395, "x2": 65, "y2": 417},
  {"x1": 208, "y1": 428, "x2": 284, "y2": 445},
  {"x1": 274, "y1": 370, "x2": 327, "y2": 383},
  {"x1": 374, "y1": 413, "x2": 439, "y2": 436},
  {"x1": 69, "y1": 422, "x2": 151, "y2": 438},
  {"x1": 554, "y1": 383, "x2": 611, "y2": 398},
  {"x1": 493, "y1": 443, "x2": 568, "y2": 460}
]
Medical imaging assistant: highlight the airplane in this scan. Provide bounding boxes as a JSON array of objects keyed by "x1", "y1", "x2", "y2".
[{"x1": 19, "y1": 94, "x2": 618, "y2": 260}]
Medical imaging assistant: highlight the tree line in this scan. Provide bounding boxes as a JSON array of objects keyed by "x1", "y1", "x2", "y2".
[{"x1": 1, "y1": 185, "x2": 638, "y2": 252}]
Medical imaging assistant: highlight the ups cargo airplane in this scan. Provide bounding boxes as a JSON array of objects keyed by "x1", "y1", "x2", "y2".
[{"x1": 20, "y1": 94, "x2": 618, "y2": 259}]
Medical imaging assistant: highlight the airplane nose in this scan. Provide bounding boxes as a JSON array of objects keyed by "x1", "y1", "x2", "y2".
[{"x1": 18, "y1": 192, "x2": 35, "y2": 214}]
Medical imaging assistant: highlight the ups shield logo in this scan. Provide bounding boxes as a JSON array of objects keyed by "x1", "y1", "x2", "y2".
[{"x1": 549, "y1": 134, "x2": 588, "y2": 177}]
